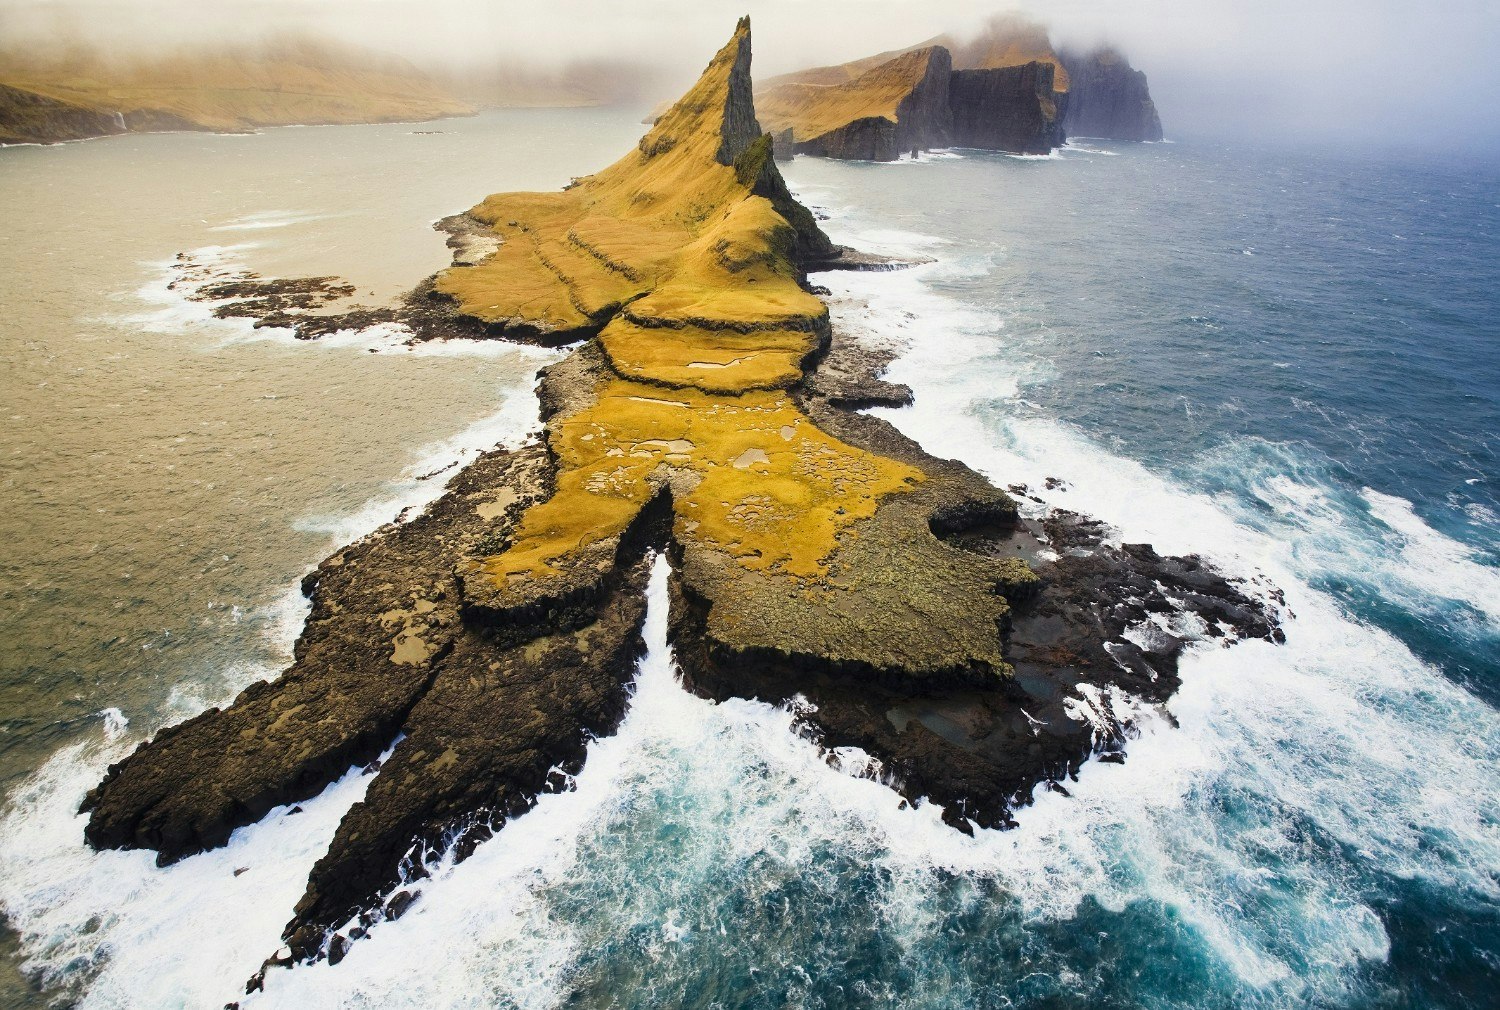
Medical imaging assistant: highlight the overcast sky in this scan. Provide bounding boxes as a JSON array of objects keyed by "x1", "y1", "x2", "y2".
[{"x1": 4, "y1": 0, "x2": 1499, "y2": 148}]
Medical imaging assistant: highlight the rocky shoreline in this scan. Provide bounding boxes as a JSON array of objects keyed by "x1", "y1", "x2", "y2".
[{"x1": 79, "y1": 19, "x2": 1280, "y2": 991}]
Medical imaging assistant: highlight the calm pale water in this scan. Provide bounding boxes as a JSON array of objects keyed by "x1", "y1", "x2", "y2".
[{"x1": 1, "y1": 116, "x2": 1496, "y2": 1009}]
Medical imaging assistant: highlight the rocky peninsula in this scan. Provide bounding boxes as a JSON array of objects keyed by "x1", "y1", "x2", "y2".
[{"x1": 80, "y1": 17, "x2": 1273, "y2": 986}]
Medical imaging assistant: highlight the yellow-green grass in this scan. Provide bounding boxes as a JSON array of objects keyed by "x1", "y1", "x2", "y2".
[
  {"x1": 481, "y1": 379, "x2": 923, "y2": 585},
  {"x1": 597, "y1": 319, "x2": 815, "y2": 393},
  {"x1": 455, "y1": 19, "x2": 922, "y2": 591}
]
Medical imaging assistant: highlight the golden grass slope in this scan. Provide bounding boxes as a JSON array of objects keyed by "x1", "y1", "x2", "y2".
[
  {"x1": 0, "y1": 36, "x2": 473, "y2": 135},
  {"x1": 438, "y1": 18, "x2": 924, "y2": 590},
  {"x1": 482, "y1": 381, "x2": 921, "y2": 585},
  {"x1": 436, "y1": 17, "x2": 827, "y2": 346}
]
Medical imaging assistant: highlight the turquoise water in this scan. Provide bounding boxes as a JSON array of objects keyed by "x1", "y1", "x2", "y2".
[{"x1": 1, "y1": 120, "x2": 1496, "y2": 1008}]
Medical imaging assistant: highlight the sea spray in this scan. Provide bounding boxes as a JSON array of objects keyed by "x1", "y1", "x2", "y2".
[
  {"x1": 2, "y1": 123, "x2": 1495, "y2": 1009},
  {"x1": 0, "y1": 322, "x2": 557, "y2": 1006}
]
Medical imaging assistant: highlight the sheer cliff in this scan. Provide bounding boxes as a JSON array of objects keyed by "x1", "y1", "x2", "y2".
[{"x1": 1060, "y1": 46, "x2": 1164, "y2": 142}]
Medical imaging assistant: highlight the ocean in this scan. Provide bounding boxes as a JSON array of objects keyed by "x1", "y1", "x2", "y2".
[{"x1": 0, "y1": 114, "x2": 1496, "y2": 1008}]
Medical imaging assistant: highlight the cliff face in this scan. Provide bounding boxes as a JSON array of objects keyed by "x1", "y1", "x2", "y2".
[
  {"x1": 759, "y1": 43, "x2": 1063, "y2": 159},
  {"x1": 758, "y1": 46, "x2": 952, "y2": 161},
  {"x1": 0, "y1": 83, "x2": 127, "y2": 145},
  {"x1": 948, "y1": 62, "x2": 1064, "y2": 155},
  {"x1": 942, "y1": 13, "x2": 1070, "y2": 91},
  {"x1": 0, "y1": 38, "x2": 475, "y2": 144},
  {"x1": 1059, "y1": 46, "x2": 1163, "y2": 142},
  {"x1": 753, "y1": 14, "x2": 1167, "y2": 160}
]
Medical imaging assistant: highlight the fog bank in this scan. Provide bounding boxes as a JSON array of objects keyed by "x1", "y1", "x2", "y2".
[{"x1": 3, "y1": 0, "x2": 1498, "y2": 149}]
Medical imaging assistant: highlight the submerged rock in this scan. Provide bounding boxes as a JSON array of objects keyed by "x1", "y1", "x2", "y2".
[{"x1": 82, "y1": 17, "x2": 1272, "y2": 978}]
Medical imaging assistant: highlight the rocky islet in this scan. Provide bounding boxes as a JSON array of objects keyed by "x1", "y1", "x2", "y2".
[{"x1": 80, "y1": 17, "x2": 1275, "y2": 986}]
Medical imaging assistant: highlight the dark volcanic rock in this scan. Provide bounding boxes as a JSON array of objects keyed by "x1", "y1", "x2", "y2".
[
  {"x1": 85, "y1": 428, "x2": 669, "y2": 964},
  {"x1": 949, "y1": 61, "x2": 1066, "y2": 155},
  {"x1": 1059, "y1": 46, "x2": 1164, "y2": 142}
]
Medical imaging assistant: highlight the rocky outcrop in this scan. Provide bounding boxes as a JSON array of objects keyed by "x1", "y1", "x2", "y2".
[
  {"x1": 82, "y1": 17, "x2": 1272, "y2": 988},
  {"x1": 949, "y1": 61, "x2": 1064, "y2": 155},
  {"x1": 1059, "y1": 46, "x2": 1163, "y2": 142},
  {"x1": 758, "y1": 39, "x2": 1067, "y2": 159}
]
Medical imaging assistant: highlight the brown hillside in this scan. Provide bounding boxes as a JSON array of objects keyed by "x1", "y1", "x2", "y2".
[{"x1": 0, "y1": 36, "x2": 474, "y2": 142}]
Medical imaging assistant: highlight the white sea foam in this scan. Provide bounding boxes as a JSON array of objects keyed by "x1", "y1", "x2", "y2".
[
  {"x1": 882, "y1": 148, "x2": 967, "y2": 165},
  {"x1": 1361, "y1": 487, "x2": 1500, "y2": 625},
  {"x1": 121, "y1": 243, "x2": 567, "y2": 360},
  {"x1": 802, "y1": 216, "x2": 1500, "y2": 998},
  {"x1": 0, "y1": 739, "x2": 384, "y2": 1008},
  {"x1": 1060, "y1": 142, "x2": 1121, "y2": 157},
  {"x1": 6, "y1": 167, "x2": 1499, "y2": 1009},
  {"x1": 122, "y1": 243, "x2": 274, "y2": 338},
  {"x1": 209, "y1": 210, "x2": 344, "y2": 232}
]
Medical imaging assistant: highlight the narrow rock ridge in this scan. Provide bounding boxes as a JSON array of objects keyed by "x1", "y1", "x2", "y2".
[{"x1": 82, "y1": 18, "x2": 1268, "y2": 985}]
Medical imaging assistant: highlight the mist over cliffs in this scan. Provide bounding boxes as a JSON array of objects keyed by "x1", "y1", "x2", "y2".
[
  {"x1": 755, "y1": 13, "x2": 1162, "y2": 161},
  {"x1": 0, "y1": 34, "x2": 668, "y2": 145},
  {"x1": 1060, "y1": 46, "x2": 1163, "y2": 142}
]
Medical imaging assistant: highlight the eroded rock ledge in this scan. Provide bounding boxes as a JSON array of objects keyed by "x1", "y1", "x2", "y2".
[{"x1": 82, "y1": 18, "x2": 1278, "y2": 988}]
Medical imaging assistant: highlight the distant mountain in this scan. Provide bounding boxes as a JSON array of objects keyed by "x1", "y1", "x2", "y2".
[{"x1": 0, "y1": 35, "x2": 474, "y2": 144}]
